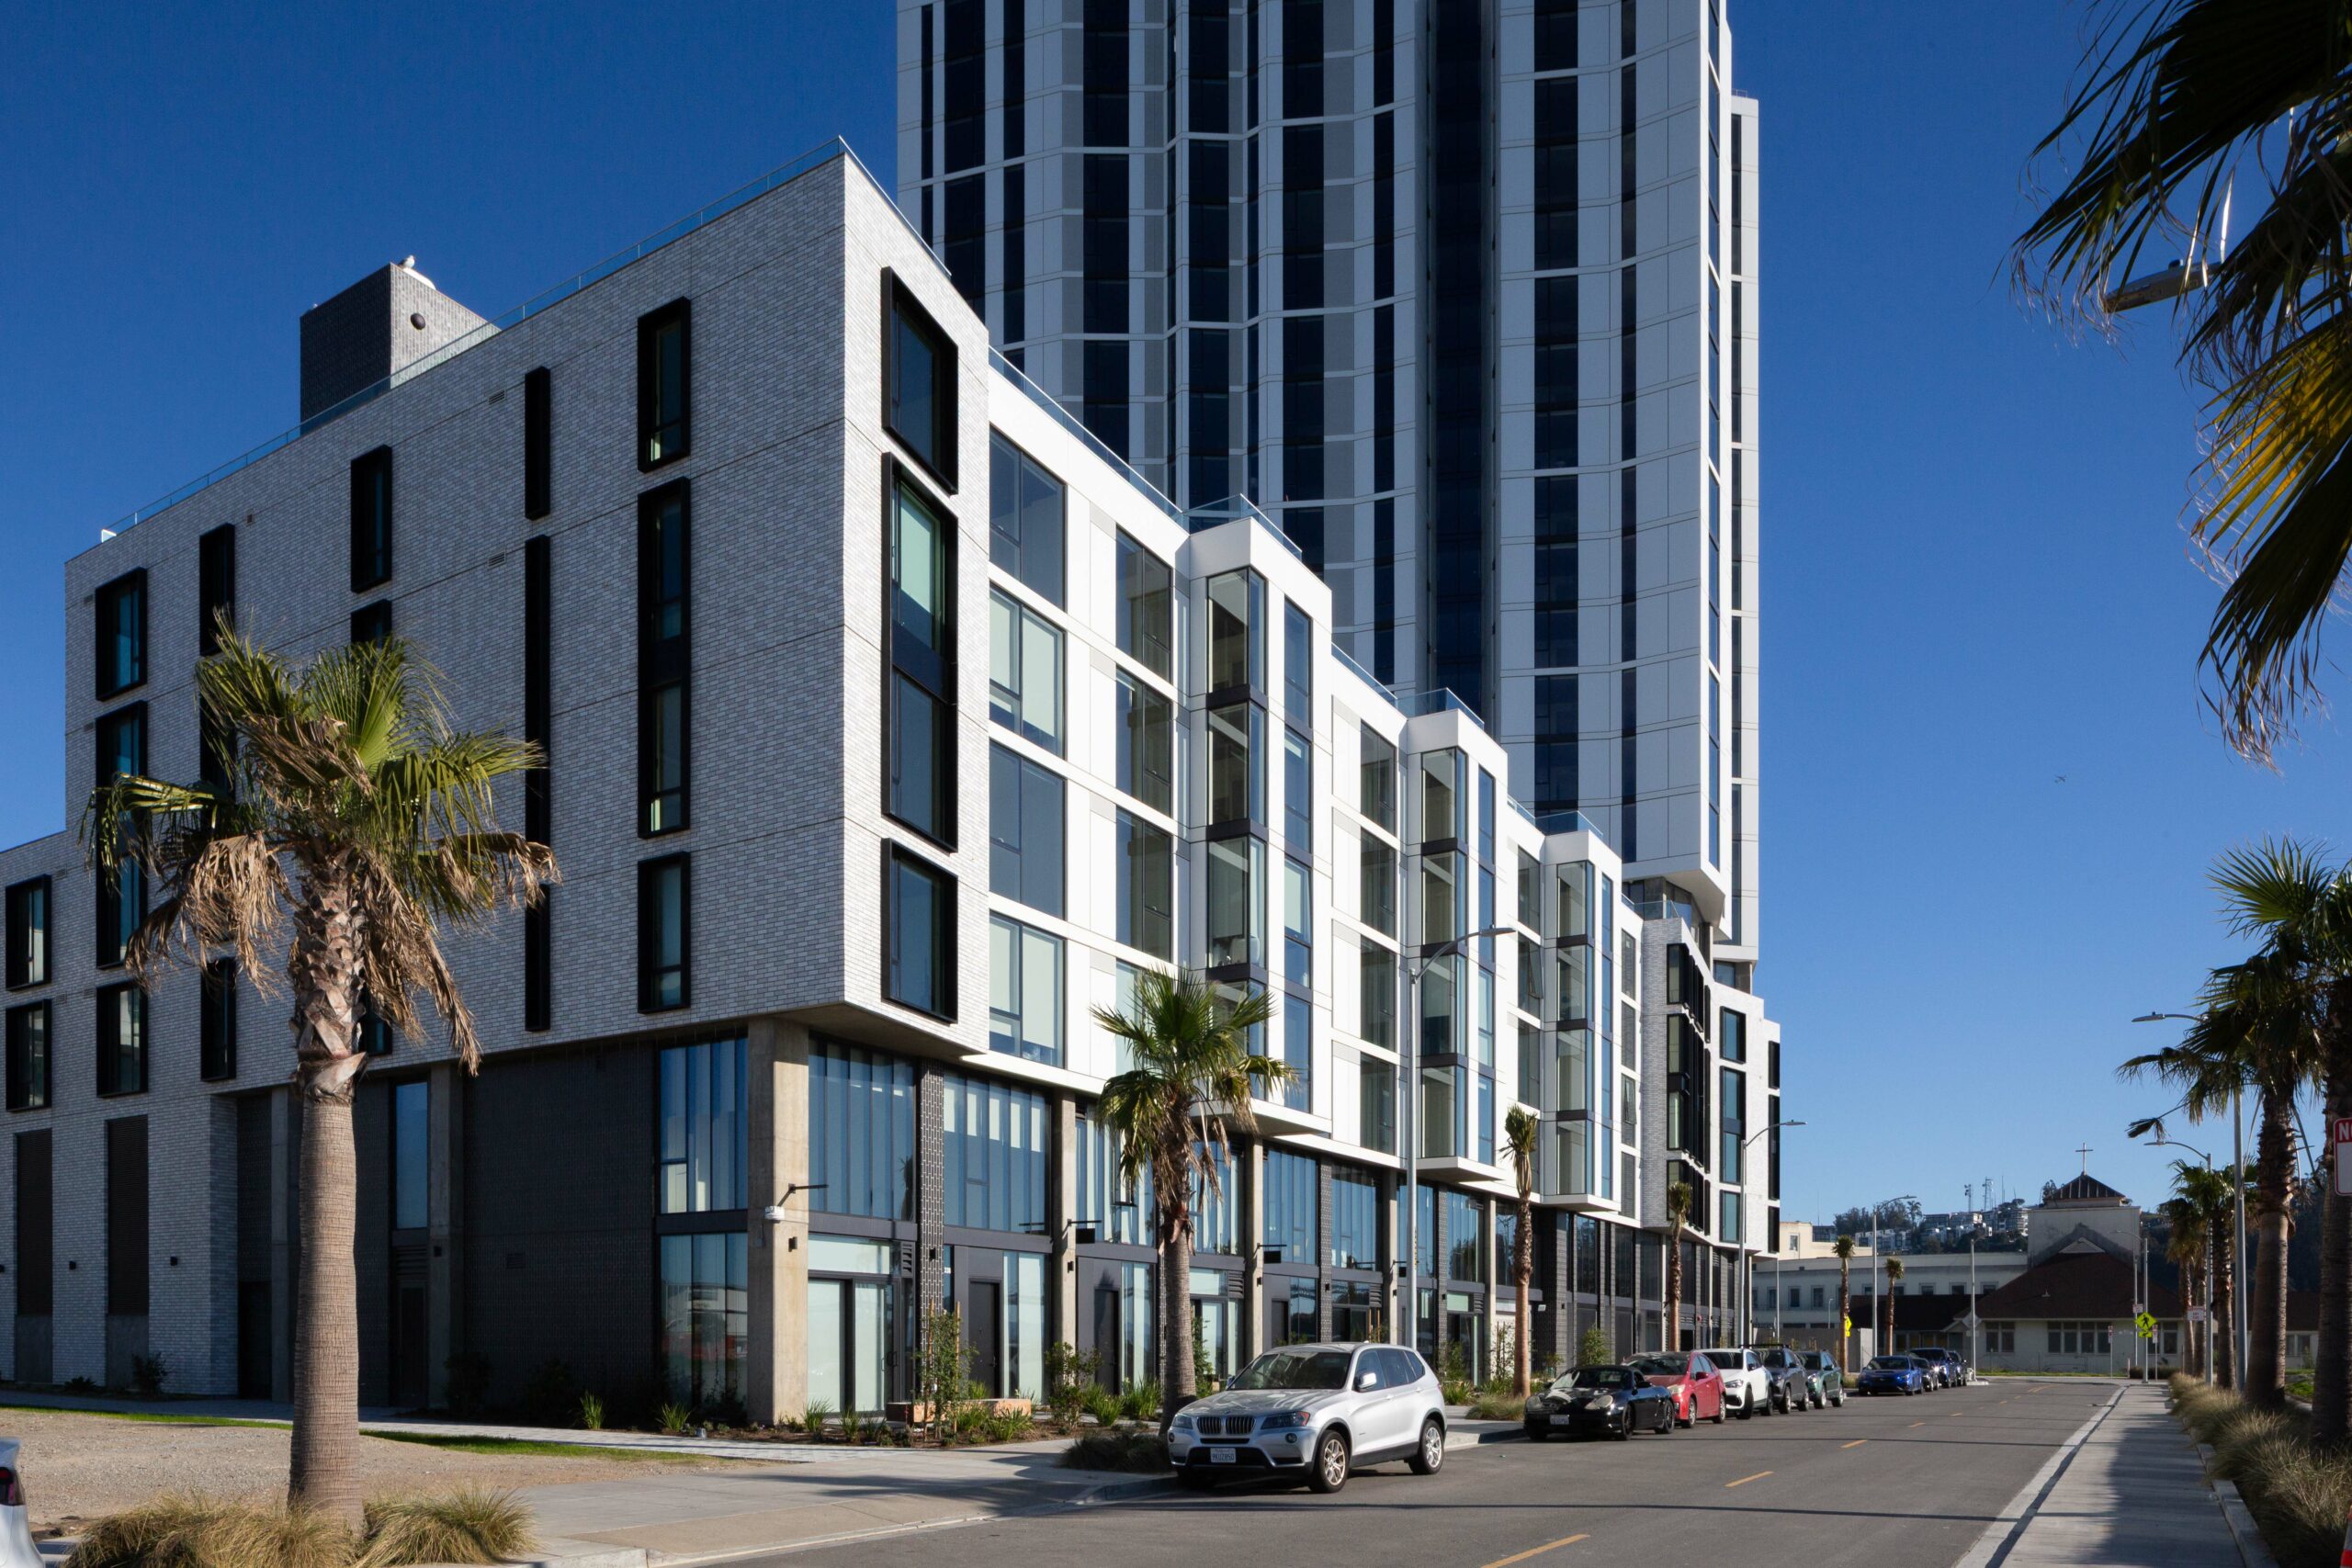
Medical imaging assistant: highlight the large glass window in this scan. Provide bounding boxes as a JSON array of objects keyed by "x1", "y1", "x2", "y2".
[
  {"x1": 1720, "y1": 1006, "x2": 1747, "y2": 1063},
  {"x1": 638, "y1": 854, "x2": 689, "y2": 1012},
  {"x1": 1191, "y1": 1142, "x2": 1238, "y2": 1254},
  {"x1": 639, "y1": 483, "x2": 690, "y2": 835},
  {"x1": 4, "y1": 1002, "x2": 48, "y2": 1111},
  {"x1": 5, "y1": 877, "x2": 48, "y2": 990},
  {"x1": 659, "y1": 1232, "x2": 746, "y2": 1411},
  {"x1": 989, "y1": 744, "x2": 1066, "y2": 916},
  {"x1": 1205, "y1": 835, "x2": 1264, "y2": 967},
  {"x1": 1075, "y1": 1113, "x2": 1151, "y2": 1244},
  {"x1": 200, "y1": 958, "x2": 236, "y2": 1082},
  {"x1": 96, "y1": 982, "x2": 145, "y2": 1096},
  {"x1": 1415, "y1": 748, "x2": 1465, "y2": 844},
  {"x1": 96, "y1": 570, "x2": 146, "y2": 698},
  {"x1": 989, "y1": 433, "x2": 1064, "y2": 604},
  {"x1": 1446, "y1": 1190, "x2": 1487, "y2": 1282},
  {"x1": 1419, "y1": 849, "x2": 1463, "y2": 946},
  {"x1": 1117, "y1": 532, "x2": 1173, "y2": 678},
  {"x1": 1419, "y1": 1065, "x2": 1458, "y2": 1158},
  {"x1": 1281, "y1": 991, "x2": 1313, "y2": 1111},
  {"x1": 989, "y1": 915, "x2": 1063, "y2": 1064},
  {"x1": 887, "y1": 278, "x2": 957, "y2": 485},
  {"x1": 1207, "y1": 700, "x2": 1265, "y2": 826},
  {"x1": 659, "y1": 1035, "x2": 748, "y2": 1213},
  {"x1": 1282, "y1": 859, "x2": 1312, "y2": 987},
  {"x1": 888, "y1": 478, "x2": 956, "y2": 843},
  {"x1": 1361, "y1": 838, "x2": 1396, "y2": 937},
  {"x1": 392, "y1": 1079, "x2": 430, "y2": 1230},
  {"x1": 1116, "y1": 809, "x2": 1174, "y2": 958},
  {"x1": 1283, "y1": 728, "x2": 1311, "y2": 851},
  {"x1": 886, "y1": 845, "x2": 956, "y2": 1018},
  {"x1": 638, "y1": 299, "x2": 691, "y2": 470},
  {"x1": 809, "y1": 1041, "x2": 916, "y2": 1219},
  {"x1": 1360, "y1": 1055, "x2": 1396, "y2": 1153},
  {"x1": 1262, "y1": 1149, "x2": 1317, "y2": 1263},
  {"x1": 95, "y1": 706, "x2": 146, "y2": 967},
  {"x1": 1359, "y1": 940, "x2": 1396, "y2": 1049},
  {"x1": 1206, "y1": 569, "x2": 1265, "y2": 693},
  {"x1": 1116, "y1": 673, "x2": 1174, "y2": 813},
  {"x1": 349, "y1": 446, "x2": 392, "y2": 591},
  {"x1": 1330, "y1": 1168, "x2": 1379, "y2": 1269},
  {"x1": 942, "y1": 1071, "x2": 1048, "y2": 1232},
  {"x1": 989, "y1": 592, "x2": 1065, "y2": 752},
  {"x1": 1360, "y1": 727, "x2": 1396, "y2": 830},
  {"x1": 1283, "y1": 599, "x2": 1312, "y2": 726}
]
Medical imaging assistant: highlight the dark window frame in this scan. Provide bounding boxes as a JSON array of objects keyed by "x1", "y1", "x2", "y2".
[
  {"x1": 883, "y1": 841, "x2": 956, "y2": 1021},
  {"x1": 637, "y1": 299, "x2": 692, "y2": 473},
  {"x1": 883, "y1": 271, "x2": 960, "y2": 493},
  {"x1": 96, "y1": 980, "x2": 146, "y2": 1097},
  {"x1": 200, "y1": 957, "x2": 237, "y2": 1083},
  {"x1": 884, "y1": 459, "x2": 958, "y2": 850},
  {"x1": 988, "y1": 429, "x2": 1066, "y2": 605},
  {"x1": 198, "y1": 523, "x2": 236, "y2": 656},
  {"x1": 4, "y1": 1001, "x2": 48, "y2": 1111},
  {"x1": 95, "y1": 704, "x2": 148, "y2": 969},
  {"x1": 639, "y1": 480, "x2": 691, "y2": 837},
  {"x1": 523, "y1": 533, "x2": 552, "y2": 1031},
  {"x1": 524, "y1": 366, "x2": 553, "y2": 519},
  {"x1": 5, "y1": 876, "x2": 49, "y2": 990},
  {"x1": 350, "y1": 446, "x2": 393, "y2": 592},
  {"x1": 348, "y1": 600, "x2": 393, "y2": 645},
  {"x1": 638, "y1": 852, "x2": 691, "y2": 1014},
  {"x1": 95, "y1": 569, "x2": 147, "y2": 699}
]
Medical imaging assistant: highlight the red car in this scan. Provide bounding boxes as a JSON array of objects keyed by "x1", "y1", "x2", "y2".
[{"x1": 1633, "y1": 1351, "x2": 1727, "y2": 1427}]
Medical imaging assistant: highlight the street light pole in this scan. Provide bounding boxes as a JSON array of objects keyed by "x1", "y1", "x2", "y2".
[
  {"x1": 1399, "y1": 924, "x2": 1514, "y2": 1360},
  {"x1": 1738, "y1": 1121, "x2": 1804, "y2": 1346}
]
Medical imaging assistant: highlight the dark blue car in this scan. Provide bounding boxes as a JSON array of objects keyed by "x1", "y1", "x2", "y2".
[{"x1": 1855, "y1": 1355, "x2": 1928, "y2": 1395}]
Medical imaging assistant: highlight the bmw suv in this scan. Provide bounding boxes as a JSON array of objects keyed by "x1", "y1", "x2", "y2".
[{"x1": 1167, "y1": 1343, "x2": 1448, "y2": 1494}]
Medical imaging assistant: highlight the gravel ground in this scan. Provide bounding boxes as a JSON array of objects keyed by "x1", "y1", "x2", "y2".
[{"x1": 0, "y1": 1407, "x2": 750, "y2": 1534}]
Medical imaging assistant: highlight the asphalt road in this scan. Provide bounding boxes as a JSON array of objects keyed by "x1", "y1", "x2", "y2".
[{"x1": 783, "y1": 1380, "x2": 2115, "y2": 1568}]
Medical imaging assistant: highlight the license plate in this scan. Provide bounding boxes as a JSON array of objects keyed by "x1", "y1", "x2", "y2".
[
  {"x1": 1550, "y1": 1413, "x2": 1577, "y2": 1426},
  {"x1": 1210, "y1": 1447, "x2": 1238, "y2": 1464}
]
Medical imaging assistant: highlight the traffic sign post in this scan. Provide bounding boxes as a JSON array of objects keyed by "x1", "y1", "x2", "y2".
[{"x1": 2335, "y1": 1118, "x2": 2352, "y2": 1197}]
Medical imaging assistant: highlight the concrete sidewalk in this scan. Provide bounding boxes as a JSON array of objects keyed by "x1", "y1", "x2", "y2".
[{"x1": 1962, "y1": 1382, "x2": 2250, "y2": 1568}]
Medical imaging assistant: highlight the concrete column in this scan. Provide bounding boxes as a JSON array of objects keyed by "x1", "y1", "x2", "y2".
[
  {"x1": 424, "y1": 1060, "x2": 461, "y2": 1409},
  {"x1": 1379, "y1": 1172, "x2": 1400, "y2": 1345},
  {"x1": 1547, "y1": 1213, "x2": 1572, "y2": 1371},
  {"x1": 1479, "y1": 1200, "x2": 1499, "y2": 1382},
  {"x1": 915, "y1": 1067, "x2": 947, "y2": 1314},
  {"x1": 267, "y1": 1086, "x2": 295, "y2": 1403},
  {"x1": 1314, "y1": 1158, "x2": 1335, "y2": 1341},
  {"x1": 1051, "y1": 1095, "x2": 1079, "y2": 1350},
  {"x1": 745, "y1": 1018, "x2": 811, "y2": 1427},
  {"x1": 1240, "y1": 1140, "x2": 1266, "y2": 1359}
]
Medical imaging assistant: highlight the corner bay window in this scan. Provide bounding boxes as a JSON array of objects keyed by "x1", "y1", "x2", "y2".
[
  {"x1": 1205, "y1": 835, "x2": 1264, "y2": 968},
  {"x1": 885, "y1": 844, "x2": 956, "y2": 1018},
  {"x1": 888, "y1": 475, "x2": 956, "y2": 845},
  {"x1": 1360, "y1": 727, "x2": 1397, "y2": 830},
  {"x1": 887, "y1": 275, "x2": 957, "y2": 487}
]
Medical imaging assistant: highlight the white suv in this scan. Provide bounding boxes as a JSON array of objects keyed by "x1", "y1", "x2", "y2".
[
  {"x1": 1167, "y1": 1344, "x2": 1448, "y2": 1494},
  {"x1": 1698, "y1": 1347, "x2": 1772, "y2": 1418}
]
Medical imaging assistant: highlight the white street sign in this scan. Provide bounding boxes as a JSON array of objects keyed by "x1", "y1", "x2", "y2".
[
  {"x1": 1957, "y1": 1312, "x2": 1981, "y2": 1330},
  {"x1": 2188, "y1": 1306, "x2": 2209, "y2": 1325},
  {"x1": 2335, "y1": 1117, "x2": 2352, "y2": 1196}
]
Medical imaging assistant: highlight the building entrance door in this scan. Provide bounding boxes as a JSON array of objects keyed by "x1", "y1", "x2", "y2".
[{"x1": 967, "y1": 1280, "x2": 1002, "y2": 1397}]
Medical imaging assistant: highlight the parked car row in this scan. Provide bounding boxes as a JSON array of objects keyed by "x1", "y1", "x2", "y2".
[
  {"x1": 1855, "y1": 1348, "x2": 1972, "y2": 1395},
  {"x1": 1521, "y1": 1344, "x2": 1866, "y2": 1441}
]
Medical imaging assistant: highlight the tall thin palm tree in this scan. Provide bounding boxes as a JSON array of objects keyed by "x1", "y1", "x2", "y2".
[
  {"x1": 2013, "y1": 0, "x2": 2352, "y2": 758},
  {"x1": 1883, "y1": 1258, "x2": 1905, "y2": 1356},
  {"x1": 2128, "y1": 952, "x2": 2319, "y2": 1408},
  {"x1": 2179, "y1": 1161, "x2": 2245, "y2": 1390},
  {"x1": 2209, "y1": 840, "x2": 2352, "y2": 1438},
  {"x1": 1504, "y1": 1106, "x2": 1539, "y2": 1395},
  {"x1": 1833, "y1": 1235, "x2": 1857, "y2": 1370},
  {"x1": 2162, "y1": 1192, "x2": 2210, "y2": 1380},
  {"x1": 1664, "y1": 1181, "x2": 1693, "y2": 1354},
  {"x1": 83, "y1": 627, "x2": 551, "y2": 1526},
  {"x1": 1093, "y1": 969, "x2": 1283, "y2": 1409}
]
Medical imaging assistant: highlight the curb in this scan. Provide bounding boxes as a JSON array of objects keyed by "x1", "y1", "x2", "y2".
[{"x1": 2193, "y1": 1441, "x2": 2284, "y2": 1568}]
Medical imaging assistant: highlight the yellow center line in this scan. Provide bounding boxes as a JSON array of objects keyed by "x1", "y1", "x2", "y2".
[
  {"x1": 1479, "y1": 1534, "x2": 1589, "y2": 1568},
  {"x1": 1725, "y1": 1471, "x2": 1773, "y2": 1488},
  {"x1": 1841, "y1": 1439, "x2": 1868, "y2": 1450},
  {"x1": 1908, "y1": 1420, "x2": 1926, "y2": 1428}
]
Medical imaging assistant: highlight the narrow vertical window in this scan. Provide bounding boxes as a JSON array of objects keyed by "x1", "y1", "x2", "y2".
[
  {"x1": 4, "y1": 877, "x2": 48, "y2": 989},
  {"x1": 639, "y1": 483, "x2": 690, "y2": 835},
  {"x1": 200, "y1": 958, "x2": 237, "y2": 1082},
  {"x1": 1116, "y1": 532, "x2": 1173, "y2": 678},
  {"x1": 638, "y1": 300, "x2": 691, "y2": 471},
  {"x1": 4, "y1": 1002, "x2": 48, "y2": 1111},
  {"x1": 95, "y1": 705, "x2": 146, "y2": 967},
  {"x1": 887, "y1": 473, "x2": 956, "y2": 845},
  {"x1": 523, "y1": 534, "x2": 552, "y2": 1031},
  {"x1": 350, "y1": 446, "x2": 393, "y2": 592},
  {"x1": 95, "y1": 570, "x2": 147, "y2": 699},
  {"x1": 348, "y1": 601, "x2": 392, "y2": 645},
  {"x1": 884, "y1": 844, "x2": 956, "y2": 1018},
  {"x1": 524, "y1": 366, "x2": 553, "y2": 519},
  {"x1": 639, "y1": 854, "x2": 690, "y2": 1012},
  {"x1": 96, "y1": 982, "x2": 145, "y2": 1096},
  {"x1": 885, "y1": 275, "x2": 958, "y2": 488},
  {"x1": 393, "y1": 1079, "x2": 430, "y2": 1230},
  {"x1": 198, "y1": 523, "x2": 236, "y2": 655},
  {"x1": 988, "y1": 743, "x2": 1066, "y2": 917},
  {"x1": 988, "y1": 433, "x2": 1065, "y2": 604}
]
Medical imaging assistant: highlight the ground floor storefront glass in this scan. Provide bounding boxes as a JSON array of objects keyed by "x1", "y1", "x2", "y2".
[
  {"x1": 808, "y1": 1235, "x2": 897, "y2": 1413},
  {"x1": 659, "y1": 1231, "x2": 747, "y2": 1412}
]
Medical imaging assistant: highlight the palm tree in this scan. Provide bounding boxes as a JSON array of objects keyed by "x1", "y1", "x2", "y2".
[
  {"x1": 1503, "y1": 1106, "x2": 1539, "y2": 1396},
  {"x1": 2162, "y1": 1194, "x2": 2209, "y2": 1380},
  {"x1": 1093, "y1": 968, "x2": 1284, "y2": 1409},
  {"x1": 1664, "y1": 1181, "x2": 1693, "y2": 1354},
  {"x1": 2013, "y1": 1, "x2": 2352, "y2": 758},
  {"x1": 2127, "y1": 952, "x2": 2319, "y2": 1409},
  {"x1": 1883, "y1": 1258, "x2": 1905, "y2": 1356},
  {"x1": 2177, "y1": 1160, "x2": 2245, "y2": 1390},
  {"x1": 1833, "y1": 1235, "x2": 1857, "y2": 1370},
  {"x1": 83, "y1": 628, "x2": 551, "y2": 1527},
  {"x1": 2209, "y1": 840, "x2": 2352, "y2": 1438}
]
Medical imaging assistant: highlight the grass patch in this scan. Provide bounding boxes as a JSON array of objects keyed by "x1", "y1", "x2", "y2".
[
  {"x1": 358, "y1": 1491, "x2": 534, "y2": 1568},
  {"x1": 0, "y1": 1403, "x2": 287, "y2": 1431},
  {"x1": 1058, "y1": 1431, "x2": 1170, "y2": 1472},
  {"x1": 2171, "y1": 1374, "x2": 2352, "y2": 1568},
  {"x1": 362, "y1": 1431, "x2": 698, "y2": 1462},
  {"x1": 1468, "y1": 1392, "x2": 1526, "y2": 1420},
  {"x1": 64, "y1": 1494, "x2": 354, "y2": 1568}
]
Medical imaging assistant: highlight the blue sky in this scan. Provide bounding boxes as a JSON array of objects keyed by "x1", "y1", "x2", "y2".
[{"x1": 5, "y1": 4, "x2": 2344, "y2": 1229}]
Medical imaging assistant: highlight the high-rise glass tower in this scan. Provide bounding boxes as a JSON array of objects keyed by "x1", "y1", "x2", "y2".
[{"x1": 898, "y1": 0, "x2": 1760, "y2": 968}]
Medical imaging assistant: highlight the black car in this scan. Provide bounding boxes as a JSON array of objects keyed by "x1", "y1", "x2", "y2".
[
  {"x1": 1911, "y1": 1347, "x2": 1969, "y2": 1388},
  {"x1": 1523, "y1": 1365, "x2": 1679, "y2": 1440},
  {"x1": 1753, "y1": 1349, "x2": 1811, "y2": 1414}
]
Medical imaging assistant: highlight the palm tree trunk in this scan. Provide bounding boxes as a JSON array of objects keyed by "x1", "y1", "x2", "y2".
[
  {"x1": 2217, "y1": 1220, "x2": 2238, "y2": 1390},
  {"x1": 2249, "y1": 1089, "x2": 2294, "y2": 1408},
  {"x1": 2315, "y1": 1007, "x2": 2352, "y2": 1444},
  {"x1": 287, "y1": 862, "x2": 368, "y2": 1529},
  {"x1": 1160, "y1": 1211, "x2": 1194, "y2": 1406},
  {"x1": 1512, "y1": 1194, "x2": 1532, "y2": 1396}
]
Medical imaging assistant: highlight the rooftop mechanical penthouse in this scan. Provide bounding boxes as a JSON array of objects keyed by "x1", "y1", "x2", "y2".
[{"x1": 0, "y1": 142, "x2": 1779, "y2": 1416}]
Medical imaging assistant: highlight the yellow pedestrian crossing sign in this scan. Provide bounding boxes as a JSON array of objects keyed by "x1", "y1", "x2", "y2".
[{"x1": 2133, "y1": 1312, "x2": 2157, "y2": 1341}]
